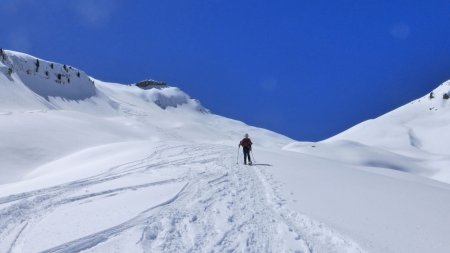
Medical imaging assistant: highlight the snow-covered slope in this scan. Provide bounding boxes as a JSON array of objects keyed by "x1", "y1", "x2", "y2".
[
  {"x1": 0, "y1": 50, "x2": 95, "y2": 104},
  {"x1": 1, "y1": 50, "x2": 450, "y2": 253},
  {"x1": 322, "y1": 82, "x2": 450, "y2": 182},
  {"x1": 0, "y1": 50, "x2": 216, "y2": 183}
]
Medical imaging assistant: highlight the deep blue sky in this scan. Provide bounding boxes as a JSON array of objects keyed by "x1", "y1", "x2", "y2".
[{"x1": 2, "y1": 0, "x2": 450, "y2": 141}]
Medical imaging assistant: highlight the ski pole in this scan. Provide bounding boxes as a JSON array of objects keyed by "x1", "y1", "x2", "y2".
[
  {"x1": 251, "y1": 150, "x2": 256, "y2": 164},
  {"x1": 236, "y1": 146, "x2": 240, "y2": 164}
]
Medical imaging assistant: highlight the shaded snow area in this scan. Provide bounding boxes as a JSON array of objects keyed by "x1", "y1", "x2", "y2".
[{"x1": 0, "y1": 50, "x2": 449, "y2": 253}]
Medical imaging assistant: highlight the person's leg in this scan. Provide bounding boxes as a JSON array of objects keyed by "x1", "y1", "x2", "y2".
[{"x1": 243, "y1": 148, "x2": 248, "y2": 164}]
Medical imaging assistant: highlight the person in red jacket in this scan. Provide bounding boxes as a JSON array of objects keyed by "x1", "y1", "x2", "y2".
[{"x1": 239, "y1": 134, "x2": 253, "y2": 165}]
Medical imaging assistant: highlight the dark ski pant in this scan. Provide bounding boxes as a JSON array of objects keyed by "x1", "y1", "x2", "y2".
[{"x1": 243, "y1": 147, "x2": 252, "y2": 165}]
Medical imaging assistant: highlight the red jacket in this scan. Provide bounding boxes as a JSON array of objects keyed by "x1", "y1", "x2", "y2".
[{"x1": 240, "y1": 138, "x2": 252, "y2": 148}]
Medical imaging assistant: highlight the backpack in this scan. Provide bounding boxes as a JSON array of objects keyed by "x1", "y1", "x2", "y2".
[{"x1": 241, "y1": 138, "x2": 252, "y2": 148}]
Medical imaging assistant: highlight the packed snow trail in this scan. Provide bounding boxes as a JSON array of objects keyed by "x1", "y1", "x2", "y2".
[{"x1": 0, "y1": 144, "x2": 364, "y2": 253}]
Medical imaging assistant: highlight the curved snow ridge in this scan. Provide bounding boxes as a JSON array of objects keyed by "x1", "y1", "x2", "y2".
[
  {"x1": 145, "y1": 86, "x2": 206, "y2": 111},
  {"x1": 94, "y1": 80, "x2": 207, "y2": 113},
  {"x1": 1, "y1": 50, "x2": 206, "y2": 113},
  {"x1": 325, "y1": 81, "x2": 450, "y2": 160},
  {"x1": 2, "y1": 50, "x2": 96, "y2": 101}
]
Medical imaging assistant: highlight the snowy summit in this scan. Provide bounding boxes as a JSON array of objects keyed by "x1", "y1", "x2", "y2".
[{"x1": 0, "y1": 49, "x2": 450, "y2": 253}]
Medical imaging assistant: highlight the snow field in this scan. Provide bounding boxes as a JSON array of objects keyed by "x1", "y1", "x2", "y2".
[
  {"x1": 0, "y1": 143, "x2": 364, "y2": 253},
  {"x1": 259, "y1": 148, "x2": 450, "y2": 253}
]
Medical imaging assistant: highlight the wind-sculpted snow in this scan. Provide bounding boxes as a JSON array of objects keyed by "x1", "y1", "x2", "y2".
[
  {"x1": 2, "y1": 50, "x2": 96, "y2": 101},
  {"x1": 144, "y1": 86, "x2": 206, "y2": 111},
  {"x1": 0, "y1": 144, "x2": 364, "y2": 253},
  {"x1": 0, "y1": 50, "x2": 204, "y2": 113},
  {"x1": 324, "y1": 81, "x2": 450, "y2": 183}
]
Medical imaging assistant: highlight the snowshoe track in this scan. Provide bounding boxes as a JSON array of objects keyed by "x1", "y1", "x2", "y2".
[{"x1": 0, "y1": 144, "x2": 364, "y2": 253}]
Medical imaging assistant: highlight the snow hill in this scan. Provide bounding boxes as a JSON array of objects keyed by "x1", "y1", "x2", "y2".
[
  {"x1": 325, "y1": 82, "x2": 450, "y2": 182},
  {"x1": 0, "y1": 50, "x2": 449, "y2": 253}
]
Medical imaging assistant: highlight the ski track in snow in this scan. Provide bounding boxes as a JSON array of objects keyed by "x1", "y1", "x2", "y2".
[{"x1": 0, "y1": 144, "x2": 364, "y2": 253}]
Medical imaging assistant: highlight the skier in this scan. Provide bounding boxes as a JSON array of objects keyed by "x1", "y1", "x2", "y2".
[{"x1": 239, "y1": 134, "x2": 253, "y2": 165}]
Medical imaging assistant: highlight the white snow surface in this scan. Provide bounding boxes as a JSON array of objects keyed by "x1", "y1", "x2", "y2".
[
  {"x1": 1, "y1": 50, "x2": 450, "y2": 253},
  {"x1": 324, "y1": 81, "x2": 450, "y2": 183}
]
